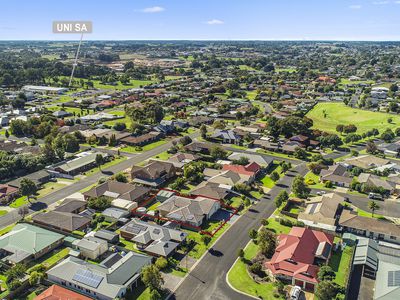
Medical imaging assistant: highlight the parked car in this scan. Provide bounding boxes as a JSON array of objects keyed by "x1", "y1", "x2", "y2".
[
  {"x1": 368, "y1": 192, "x2": 383, "y2": 201},
  {"x1": 290, "y1": 286, "x2": 302, "y2": 300}
]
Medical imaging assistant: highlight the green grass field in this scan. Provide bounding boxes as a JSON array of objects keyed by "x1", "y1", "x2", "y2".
[
  {"x1": 227, "y1": 241, "x2": 283, "y2": 299},
  {"x1": 307, "y1": 102, "x2": 400, "y2": 134},
  {"x1": 329, "y1": 246, "x2": 354, "y2": 287}
]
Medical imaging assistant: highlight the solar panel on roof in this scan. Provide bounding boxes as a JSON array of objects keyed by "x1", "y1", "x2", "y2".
[
  {"x1": 73, "y1": 269, "x2": 103, "y2": 288},
  {"x1": 388, "y1": 271, "x2": 400, "y2": 287}
]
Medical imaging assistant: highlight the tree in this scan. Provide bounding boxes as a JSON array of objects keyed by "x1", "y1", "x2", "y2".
[
  {"x1": 336, "y1": 124, "x2": 344, "y2": 134},
  {"x1": 315, "y1": 280, "x2": 344, "y2": 300},
  {"x1": 210, "y1": 146, "x2": 227, "y2": 160},
  {"x1": 270, "y1": 171, "x2": 280, "y2": 182},
  {"x1": 274, "y1": 190, "x2": 289, "y2": 208},
  {"x1": 4, "y1": 129, "x2": 9, "y2": 138},
  {"x1": 343, "y1": 124, "x2": 357, "y2": 134},
  {"x1": 292, "y1": 175, "x2": 310, "y2": 198},
  {"x1": 88, "y1": 195, "x2": 112, "y2": 211},
  {"x1": 249, "y1": 229, "x2": 258, "y2": 240},
  {"x1": 200, "y1": 124, "x2": 207, "y2": 139},
  {"x1": 238, "y1": 248, "x2": 245, "y2": 259},
  {"x1": 149, "y1": 289, "x2": 162, "y2": 300},
  {"x1": 233, "y1": 156, "x2": 250, "y2": 166},
  {"x1": 366, "y1": 141, "x2": 378, "y2": 154},
  {"x1": 201, "y1": 235, "x2": 211, "y2": 245},
  {"x1": 318, "y1": 265, "x2": 336, "y2": 281},
  {"x1": 141, "y1": 264, "x2": 164, "y2": 291},
  {"x1": 96, "y1": 154, "x2": 104, "y2": 170},
  {"x1": 281, "y1": 161, "x2": 291, "y2": 173},
  {"x1": 258, "y1": 227, "x2": 277, "y2": 258},
  {"x1": 108, "y1": 134, "x2": 117, "y2": 147},
  {"x1": 381, "y1": 128, "x2": 395, "y2": 143},
  {"x1": 179, "y1": 135, "x2": 192, "y2": 146},
  {"x1": 18, "y1": 206, "x2": 29, "y2": 219},
  {"x1": 155, "y1": 257, "x2": 168, "y2": 270},
  {"x1": 29, "y1": 271, "x2": 44, "y2": 285},
  {"x1": 368, "y1": 200, "x2": 380, "y2": 217},
  {"x1": 20, "y1": 178, "x2": 37, "y2": 203},
  {"x1": 114, "y1": 172, "x2": 128, "y2": 183},
  {"x1": 293, "y1": 147, "x2": 308, "y2": 160}
]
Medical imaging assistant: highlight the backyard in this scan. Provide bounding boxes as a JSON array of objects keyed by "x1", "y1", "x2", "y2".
[{"x1": 328, "y1": 245, "x2": 354, "y2": 287}]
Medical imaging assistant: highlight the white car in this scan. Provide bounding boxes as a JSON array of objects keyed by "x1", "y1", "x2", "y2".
[{"x1": 290, "y1": 286, "x2": 302, "y2": 300}]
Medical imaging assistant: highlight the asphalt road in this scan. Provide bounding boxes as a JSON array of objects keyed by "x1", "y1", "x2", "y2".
[
  {"x1": 311, "y1": 188, "x2": 400, "y2": 218},
  {"x1": 0, "y1": 132, "x2": 200, "y2": 228},
  {"x1": 171, "y1": 163, "x2": 308, "y2": 300}
]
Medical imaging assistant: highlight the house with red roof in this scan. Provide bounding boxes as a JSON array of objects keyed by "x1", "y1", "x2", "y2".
[
  {"x1": 0, "y1": 184, "x2": 19, "y2": 204},
  {"x1": 34, "y1": 284, "x2": 92, "y2": 300},
  {"x1": 265, "y1": 227, "x2": 334, "y2": 291},
  {"x1": 222, "y1": 162, "x2": 261, "y2": 181}
]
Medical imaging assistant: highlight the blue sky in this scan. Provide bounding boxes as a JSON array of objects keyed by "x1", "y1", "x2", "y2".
[{"x1": 1, "y1": 0, "x2": 400, "y2": 40}]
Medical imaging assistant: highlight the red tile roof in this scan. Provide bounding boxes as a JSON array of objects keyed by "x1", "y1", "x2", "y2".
[
  {"x1": 265, "y1": 227, "x2": 333, "y2": 284},
  {"x1": 222, "y1": 162, "x2": 261, "y2": 176},
  {"x1": 34, "y1": 285, "x2": 92, "y2": 300},
  {"x1": 0, "y1": 184, "x2": 18, "y2": 196}
]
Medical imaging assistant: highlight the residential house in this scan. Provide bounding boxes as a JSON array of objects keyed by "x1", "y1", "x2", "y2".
[
  {"x1": 211, "y1": 129, "x2": 241, "y2": 144},
  {"x1": 183, "y1": 141, "x2": 214, "y2": 155},
  {"x1": 289, "y1": 135, "x2": 320, "y2": 149},
  {"x1": 378, "y1": 141, "x2": 400, "y2": 157},
  {"x1": 83, "y1": 181, "x2": 151, "y2": 205},
  {"x1": 319, "y1": 164, "x2": 353, "y2": 187},
  {"x1": 94, "y1": 230, "x2": 120, "y2": 244},
  {"x1": 8, "y1": 170, "x2": 52, "y2": 189},
  {"x1": 190, "y1": 181, "x2": 234, "y2": 200},
  {"x1": 298, "y1": 193, "x2": 344, "y2": 232},
  {"x1": 204, "y1": 168, "x2": 250, "y2": 187},
  {"x1": 0, "y1": 223, "x2": 64, "y2": 264},
  {"x1": 102, "y1": 207, "x2": 130, "y2": 223},
  {"x1": 120, "y1": 131, "x2": 162, "y2": 147},
  {"x1": 54, "y1": 198, "x2": 87, "y2": 214},
  {"x1": 157, "y1": 195, "x2": 221, "y2": 227},
  {"x1": 32, "y1": 211, "x2": 91, "y2": 233},
  {"x1": 53, "y1": 152, "x2": 109, "y2": 176},
  {"x1": 46, "y1": 251, "x2": 152, "y2": 300},
  {"x1": 120, "y1": 219, "x2": 187, "y2": 257},
  {"x1": 228, "y1": 152, "x2": 273, "y2": 168},
  {"x1": 222, "y1": 162, "x2": 261, "y2": 182},
  {"x1": 343, "y1": 155, "x2": 390, "y2": 170},
  {"x1": 358, "y1": 173, "x2": 394, "y2": 194},
  {"x1": 131, "y1": 161, "x2": 176, "y2": 187},
  {"x1": 0, "y1": 184, "x2": 19, "y2": 204},
  {"x1": 34, "y1": 284, "x2": 93, "y2": 300},
  {"x1": 339, "y1": 209, "x2": 400, "y2": 244},
  {"x1": 265, "y1": 227, "x2": 334, "y2": 291},
  {"x1": 53, "y1": 110, "x2": 73, "y2": 118},
  {"x1": 73, "y1": 237, "x2": 108, "y2": 260},
  {"x1": 167, "y1": 152, "x2": 200, "y2": 168}
]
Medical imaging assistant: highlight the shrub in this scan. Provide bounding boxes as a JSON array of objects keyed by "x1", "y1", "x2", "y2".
[
  {"x1": 279, "y1": 218, "x2": 293, "y2": 227},
  {"x1": 155, "y1": 257, "x2": 168, "y2": 270}
]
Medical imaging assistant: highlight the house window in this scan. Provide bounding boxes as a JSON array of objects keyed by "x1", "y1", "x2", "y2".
[{"x1": 390, "y1": 236, "x2": 397, "y2": 240}]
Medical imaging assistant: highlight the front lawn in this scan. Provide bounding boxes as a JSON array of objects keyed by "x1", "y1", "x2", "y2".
[
  {"x1": 9, "y1": 196, "x2": 28, "y2": 208},
  {"x1": 83, "y1": 156, "x2": 127, "y2": 176},
  {"x1": 121, "y1": 140, "x2": 168, "y2": 153},
  {"x1": 186, "y1": 221, "x2": 230, "y2": 259},
  {"x1": 265, "y1": 218, "x2": 292, "y2": 235},
  {"x1": 357, "y1": 208, "x2": 385, "y2": 220},
  {"x1": 227, "y1": 241, "x2": 283, "y2": 299},
  {"x1": 0, "y1": 210, "x2": 7, "y2": 216},
  {"x1": 329, "y1": 246, "x2": 354, "y2": 287}
]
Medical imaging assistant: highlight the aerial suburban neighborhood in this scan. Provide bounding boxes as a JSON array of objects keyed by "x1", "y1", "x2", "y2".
[{"x1": 1, "y1": 1, "x2": 400, "y2": 300}]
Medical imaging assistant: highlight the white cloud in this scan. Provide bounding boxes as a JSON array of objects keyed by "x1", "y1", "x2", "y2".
[
  {"x1": 206, "y1": 19, "x2": 224, "y2": 25},
  {"x1": 349, "y1": 4, "x2": 362, "y2": 9},
  {"x1": 138, "y1": 6, "x2": 165, "y2": 13},
  {"x1": 372, "y1": 1, "x2": 389, "y2": 4}
]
